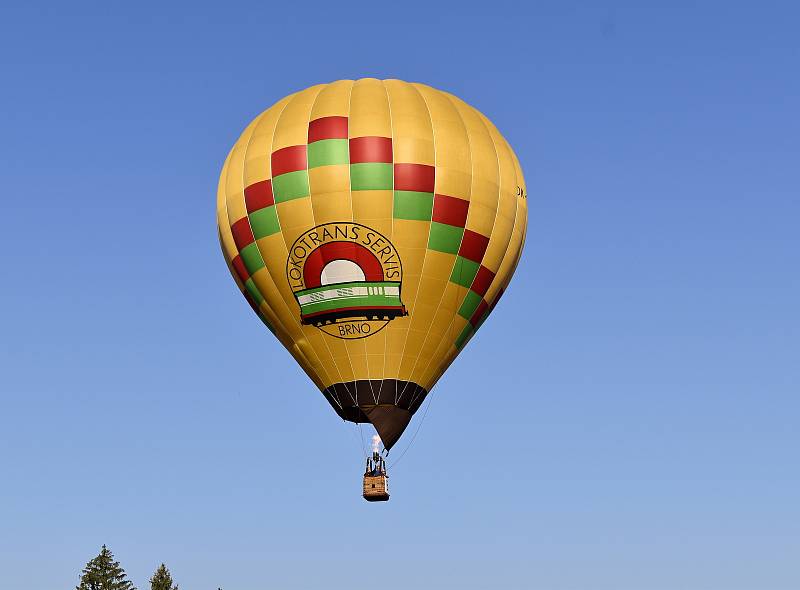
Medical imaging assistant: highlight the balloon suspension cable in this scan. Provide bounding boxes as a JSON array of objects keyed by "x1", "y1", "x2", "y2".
[
  {"x1": 342, "y1": 387, "x2": 369, "y2": 459},
  {"x1": 357, "y1": 422, "x2": 368, "y2": 458},
  {"x1": 356, "y1": 422, "x2": 369, "y2": 457},
  {"x1": 388, "y1": 394, "x2": 434, "y2": 469},
  {"x1": 344, "y1": 417, "x2": 368, "y2": 458}
]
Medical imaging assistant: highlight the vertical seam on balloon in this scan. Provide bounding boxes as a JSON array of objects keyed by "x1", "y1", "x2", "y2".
[
  {"x1": 405, "y1": 86, "x2": 474, "y2": 409},
  {"x1": 488, "y1": 166, "x2": 526, "y2": 319},
  {"x1": 236, "y1": 99, "x2": 333, "y2": 391},
  {"x1": 449, "y1": 95, "x2": 501, "y2": 342},
  {"x1": 410, "y1": 92, "x2": 500, "y2": 391},
  {"x1": 237, "y1": 100, "x2": 314, "y2": 357},
  {"x1": 482, "y1": 189, "x2": 523, "y2": 335},
  {"x1": 481, "y1": 115, "x2": 521, "y2": 301},
  {"x1": 218, "y1": 153, "x2": 244, "y2": 288},
  {"x1": 391, "y1": 81, "x2": 437, "y2": 406},
  {"x1": 225, "y1": 118, "x2": 269, "y2": 305},
  {"x1": 304, "y1": 81, "x2": 361, "y2": 411},
  {"x1": 409, "y1": 85, "x2": 474, "y2": 405},
  {"x1": 288, "y1": 84, "x2": 356, "y2": 408},
  {"x1": 407, "y1": 90, "x2": 474, "y2": 399},
  {"x1": 416, "y1": 93, "x2": 503, "y2": 394},
  {"x1": 354, "y1": 80, "x2": 378, "y2": 405},
  {"x1": 223, "y1": 108, "x2": 327, "y2": 388},
  {"x1": 394, "y1": 82, "x2": 441, "y2": 406},
  {"x1": 330, "y1": 81, "x2": 362, "y2": 409},
  {"x1": 244, "y1": 91, "x2": 334, "y2": 392},
  {"x1": 459, "y1": 112, "x2": 521, "y2": 353},
  {"x1": 218, "y1": 157, "x2": 269, "y2": 328},
  {"x1": 230, "y1": 120, "x2": 298, "y2": 344},
  {"x1": 299, "y1": 85, "x2": 344, "y2": 405},
  {"x1": 380, "y1": 78, "x2": 396, "y2": 408},
  {"x1": 343, "y1": 79, "x2": 377, "y2": 407}
]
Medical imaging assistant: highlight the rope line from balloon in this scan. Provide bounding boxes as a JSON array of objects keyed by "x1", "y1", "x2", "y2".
[{"x1": 388, "y1": 392, "x2": 434, "y2": 469}]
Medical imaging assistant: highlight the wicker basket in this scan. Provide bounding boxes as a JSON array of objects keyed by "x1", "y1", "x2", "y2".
[{"x1": 363, "y1": 474, "x2": 390, "y2": 501}]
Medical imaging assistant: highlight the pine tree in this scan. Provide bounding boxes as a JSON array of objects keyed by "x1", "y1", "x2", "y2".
[
  {"x1": 149, "y1": 564, "x2": 178, "y2": 590},
  {"x1": 76, "y1": 545, "x2": 136, "y2": 590}
]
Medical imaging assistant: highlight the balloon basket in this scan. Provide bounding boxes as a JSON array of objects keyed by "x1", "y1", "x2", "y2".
[{"x1": 362, "y1": 452, "x2": 390, "y2": 502}]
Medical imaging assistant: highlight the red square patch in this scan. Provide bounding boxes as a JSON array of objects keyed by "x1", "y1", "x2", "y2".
[
  {"x1": 470, "y1": 300, "x2": 489, "y2": 327},
  {"x1": 471, "y1": 265, "x2": 495, "y2": 296},
  {"x1": 458, "y1": 229, "x2": 489, "y2": 262},
  {"x1": 231, "y1": 254, "x2": 250, "y2": 282},
  {"x1": 349, "y1": 136, "x2": 393, "y2": 163},
  {"x1": 244, "y1": 180, "x2": 274, "y2": 212},
  {"x1": 394, "y1": 163, "x2": 435, "y2": 192},
  {"x1": 308, "y1": 116, "x2": 348, "y2": 142},
  {"x1": 231, "y1": 218, "x2": 255, "y2": 250},
  {"x1": 271, "y1": 145, "x2": 307, "y2": 177},
  {"x1": 432, "y1": 194, "x2": 469, "y2": 227}
]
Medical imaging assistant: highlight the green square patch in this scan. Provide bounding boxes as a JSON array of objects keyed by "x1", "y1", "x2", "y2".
[
  {"x1": 455, "y1": 323, "x2": 474, "y2": 350},
  {"x1": 393, "y1": 190, "x2": 433, "y2": 220},
  {"x1": 428, "y1": 222, "x2": 464, "y2": 254},
  {"x1": 476, "y1": 306, "x2": 491, "y2": 328},
  {"x1": 351, "y1": 162, "x2": 393, "y2": 190},
  {"x1": 450, "y1": 256, "x2": 480, "y2": 288},
  {"x1": 244, "y1": 277, "x2": 264, "y2": 305},
  {"x1": 258, "y1": 312, "x2": 275, "y2": 334},
  {"x1": 272, "y1": 170, "x2": 310, "y2": 202},
  {"x1": 458, "y1": 290, "x2": 483, "y2": 320},
  {"x1": 249, "y1": 206, "x2": 280, "y2": 239},
  {"x1": 240, "y1": 242, "x2": 265, "y2": 274},
  {"x1": 308, "y1": 139, "x2": 349, "y2": 168}
]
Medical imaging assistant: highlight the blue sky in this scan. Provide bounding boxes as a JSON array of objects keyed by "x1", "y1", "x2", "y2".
[{"x1": 1, "y1": 2, "x2": 798, "y2": 589}]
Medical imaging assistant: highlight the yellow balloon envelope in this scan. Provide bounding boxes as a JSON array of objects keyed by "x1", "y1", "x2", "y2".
[{"x1": 217, "y1": 79, "x2": 527, "y2": 449}]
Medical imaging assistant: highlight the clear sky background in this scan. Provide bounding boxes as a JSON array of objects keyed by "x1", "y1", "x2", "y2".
[{"x1": 1, "y1": 2, "x2": 798, "y2": 589}]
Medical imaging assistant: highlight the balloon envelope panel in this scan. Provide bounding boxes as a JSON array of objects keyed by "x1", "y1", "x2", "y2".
[{"x1": 217, "y1": 79, "x2": 527, "y2": 449}]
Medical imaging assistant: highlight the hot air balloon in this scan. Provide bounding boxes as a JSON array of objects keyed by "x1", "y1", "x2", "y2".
[{"x1": 217, "y1": 79, "x2": 527, "y2": 500}]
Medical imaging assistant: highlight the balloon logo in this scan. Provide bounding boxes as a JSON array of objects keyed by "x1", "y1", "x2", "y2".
[
  {"x1": 218, "y1": 79, "x2": 527, "y2": 450},
  {"x1": 286, "y1": 222, "x2": 406, "y2": 339}
]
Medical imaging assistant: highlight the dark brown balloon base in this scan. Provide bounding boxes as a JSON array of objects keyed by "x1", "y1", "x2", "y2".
[{"x1": 322, "y1": 379, "x2": 428, "y2": 450}]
